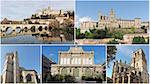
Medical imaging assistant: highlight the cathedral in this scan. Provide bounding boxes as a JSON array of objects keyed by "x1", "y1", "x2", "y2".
[
  {"x1": 112, "y1": 48, "x2": 149, "y2": 83},
  {"x1": 80, "y1": 9, "x2": 149, "y2": 33},
  {"x1": 51, "y1": 46, "x2": 105, "y2": 81},
  {"x1": 1, "y1": 51, "x2": 39, "y2": 83}
]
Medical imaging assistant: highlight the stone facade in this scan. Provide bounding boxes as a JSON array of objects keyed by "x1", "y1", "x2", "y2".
[
  {"x1": 80, "y1": 21, "x2": 98, "y2": 33},
  {"x1": 2, "y1": 51, "x2": 20, "y2": 83},
  {"x1": 51, "y1": 46, "x2": 105, "y2": 80},
  {"x1": 1, "y1": 51, "x2": 39, "y2": 83},
  {"x1": 30, "y1": 6, "x2": 71, "y2": 25},
  {"x1": 80, "y1": 9, "x2": 149, "y2": 33},
  {"x1": 112, "y1": 49, "x2": 149, "y2": 83}
]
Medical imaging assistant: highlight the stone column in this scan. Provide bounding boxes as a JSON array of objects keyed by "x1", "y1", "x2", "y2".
[
  {"x1": 13, "y1": 53, "x2": 17, "y2": 83},
  {"x1": 127, "y1": 74, "x2": 130, "y2": 84},
  {"x1": 122, "y1": 75, "x2": 124, "y2": 83}
]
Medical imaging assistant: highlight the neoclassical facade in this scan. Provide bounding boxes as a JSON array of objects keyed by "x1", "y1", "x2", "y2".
[
  {"x1": 51, "y1": 46, "x2": 105, "y2": 80},
  {"x1": 112, "y1": 48, "x2": 149, "y2": 83},
  {"x1": 1, "y1": 51, "x2": 39, "y2": 83},
  {"x1": 80, "y1": 9, "x2": 149, "y2": 33}
]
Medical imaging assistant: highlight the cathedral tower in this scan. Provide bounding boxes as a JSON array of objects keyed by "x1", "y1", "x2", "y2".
[
  {"x1": 2, "y1": 51, "x2": 20, "y2": 83},
  {"x1": 131, "y1": 48, "x2": 148, "y2": 83},
  {"x1": 131, "y1": 49, "x2": 147, "y2": 71},
  {"x1": 109, "y1": 9, "x2": 116, "y2": 19}
]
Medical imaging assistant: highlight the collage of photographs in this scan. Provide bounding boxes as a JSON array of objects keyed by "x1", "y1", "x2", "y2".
[{"x1": 0, "y1": 0, "x2": 149, "y2": 83}]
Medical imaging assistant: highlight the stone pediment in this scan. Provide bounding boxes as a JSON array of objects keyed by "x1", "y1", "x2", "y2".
[{"x1": 67, "y1": 47, "x2": 84, "y2": 53}]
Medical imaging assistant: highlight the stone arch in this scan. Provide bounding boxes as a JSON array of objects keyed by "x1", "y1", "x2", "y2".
[
  {"x1": 73, "y1": 68, "x2": 79, "y2": 77},
  {"x1": 16, "y1": 27, "x2": 21, "y2": 33},
  {"x1": 22, "y1": 70, "x2": 38, "y2": 83},
  {"x1": 26, "y1": 74, "x2": 32, "y2": 82},
  {"x1": 24, "y1": 27, "x2": 28, "y2": 32},
  {"x1": 38, "y1": 26, "x2": 43, "y2": 31},
  {"x1": 31, "y1": 26, "x2": 36, "y2": 32},
  {"x1": 6, "y1": 27, "x2": 12, "y2": 31},
  {"x1": 44, "y1": 26, "x2": 48, "y2": 30},
  {"x1": 5, "y1": 27, "x2": 13, "y2": 34},
  {"x1": 48, "y1": 26, "x2": 52, "y2": 32}
]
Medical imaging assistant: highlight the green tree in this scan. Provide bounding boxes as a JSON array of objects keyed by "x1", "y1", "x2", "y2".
[
  {"x1": 79, "y1": 33, "x2": 85, "y2": 39},
  {"x1": 112, "y1": 32, "x2": 123, "y2": 40},
  {"x1": 89, "y1": 28, "x2": 97, "y2": 34},
  {"x1": 76, "y1": 28, "x2": 80, "y2": 39},
  {"x1": 132, "y1": 37, "x2": 146, "y2": 44},
  {"x1": 63, "y1": 28, "x2": 74, "y2": 41},
  {"x1": 107, "y1": 46, "x2": 117, "y2": 67},
  {"x1": 96, "y1": 29, "x2": 106, "y2": 39},
  {"x1": 131, "y1": 26, "x2": 136, "y2": 33}
]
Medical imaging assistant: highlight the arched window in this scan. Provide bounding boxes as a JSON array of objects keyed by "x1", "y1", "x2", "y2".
[
  {"x1": 44, "y1": 26, "x2": 48, "y2": 30},
  {"x1": 119, "y1": 24, "x2": 121, "y2": 28}
]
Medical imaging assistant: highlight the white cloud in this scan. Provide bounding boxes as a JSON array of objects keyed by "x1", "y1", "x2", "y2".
[
  {"x1": 79, "y1": 16, "x2": 93, "y2": 23},
  {"x1": 75, "y1": 16, "x2": 94, "y2": 28},
  {"x1": 75, "y1": 14, "x2": 79, "y2": 28}
]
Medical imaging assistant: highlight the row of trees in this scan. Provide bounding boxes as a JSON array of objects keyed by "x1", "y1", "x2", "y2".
[
  {"x1": 43, "y1": 73, "x2": 105, "y2": 83},
  {"x1": 76, "y1": 27, "x2": 149, "y2": 44},
  {"x1": 43, "y1": 73, "x2": 76, "y2": 83},
  {"x1": 76, "y1": 28, "x2": 123, "y2": 40}
]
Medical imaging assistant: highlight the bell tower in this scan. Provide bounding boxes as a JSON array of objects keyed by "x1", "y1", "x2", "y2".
[
  {"x1": 131, "y1": 48, "x2": 148, "y2": 83},
  {"x1": 131, "y1": 49, "x2": 147, "y2": 71},
  {"x1": 98, "y1": 11, "x2": 102, "y2": 21},
  {"x1": 109, "y1": 9, "x2": 115, "y2": 19}
]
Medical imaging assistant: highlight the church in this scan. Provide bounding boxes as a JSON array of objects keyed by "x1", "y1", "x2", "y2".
[
  {"x1": 111, "y1": 48, "x2": 149, "y2": 83},
  {"x1": 1, "y1": 51, "x2": 40, "y2": 83},
  {"x1": 80, "y1": 9, "x2": 149, "y2": 33}
]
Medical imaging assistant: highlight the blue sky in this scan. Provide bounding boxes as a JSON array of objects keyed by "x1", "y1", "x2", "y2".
[
  {"x1": 0, "y1": 46, "x2": 40, "y2": 75},
  {"x1": 106, "y1": 45, "x2": 149, "y2": 78},
  {"x1": 76, "y1": 1, "x2": 149, "y2": 27},
  {"x1": 1, "y1": 0, "x2": 74, "y2": 21},
  {"x1": 42, "y1": 45, "x2": 106, "y2": 64}
]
